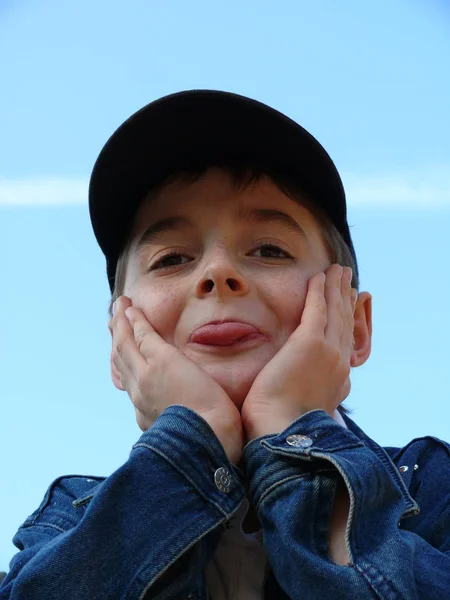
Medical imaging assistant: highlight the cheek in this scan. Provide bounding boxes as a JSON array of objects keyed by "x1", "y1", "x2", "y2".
[
  {"x1": 264, "y1": 272, "x2": 309, "y2": 331},
  {"x1": 128, "y1": 286, "x2": 182, "y2": 343}
]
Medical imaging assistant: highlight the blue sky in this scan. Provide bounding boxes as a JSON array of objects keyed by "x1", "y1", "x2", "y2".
[{"x1": 1, "y1": 0, "x2": 449, "y2": 571}]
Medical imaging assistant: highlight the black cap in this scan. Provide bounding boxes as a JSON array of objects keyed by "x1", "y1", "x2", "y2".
[{"x1": 89, "y1": 90, "x2": 357, "y2": 292}]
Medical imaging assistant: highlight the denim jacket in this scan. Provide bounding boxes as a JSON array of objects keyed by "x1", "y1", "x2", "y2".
[{"x1": 1, "y1": 406, "x2": 449, "y2": 600}]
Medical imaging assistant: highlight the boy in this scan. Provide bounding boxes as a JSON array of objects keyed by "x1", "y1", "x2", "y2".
[{"x1": 1, "y1": 90, "x2": 449, "y2": 599}]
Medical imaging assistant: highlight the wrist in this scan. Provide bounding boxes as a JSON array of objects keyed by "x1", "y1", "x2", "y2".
[
  {"x1": 242, "y1": 411, "x2": 298, "y2": 442},
  {"x1": 201, "y1": 410, "x2": 243, "y2": 465},
  {"x1": 243, "y1": 406, "x2": 346, "y2": 442}
]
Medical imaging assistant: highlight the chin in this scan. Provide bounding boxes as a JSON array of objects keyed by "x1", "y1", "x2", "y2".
[
  {"x1": 220, "y1": 380, "x2": 253, "y2": 410},
  {"x1": 183, "y1": 343, "x2": 278, "y2": 410},
  {"x1": 200, "y1": 364, "x2": 261, "y2": 410}
]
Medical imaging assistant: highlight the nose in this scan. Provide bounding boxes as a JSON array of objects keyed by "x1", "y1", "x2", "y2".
[{"x1": 195, "y1": 249, "x2": 249, "y2": 298}]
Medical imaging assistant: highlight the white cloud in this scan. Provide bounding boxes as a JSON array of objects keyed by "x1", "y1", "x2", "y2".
[
  {"x1": 0, "y1": 167, "x2": 449, "y2": 208},
  {"x1": 344, "y1": 166, "x2": 450, "y2": 208},
  {"x1": 0, "y1": 178, "x2": 87, "y2": 206}
]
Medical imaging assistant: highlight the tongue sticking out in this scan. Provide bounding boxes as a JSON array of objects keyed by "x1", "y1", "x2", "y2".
[{"x1": 190, "y1": 323, "x2": 260, "y2": 346}]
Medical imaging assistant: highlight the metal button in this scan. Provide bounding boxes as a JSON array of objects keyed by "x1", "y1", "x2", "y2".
[
  {"x1": 414, "y1": 464, "x2": 419, "y2": 471},
  {"x1": 286, "y1": 434, "x2": 313, "y2": 448},
  {"x1": 214, "y1": 467, "x2": 232, "y2": 493},
  {"x1": 399, "y1": 465, "x2": 409, "y2": 473}
]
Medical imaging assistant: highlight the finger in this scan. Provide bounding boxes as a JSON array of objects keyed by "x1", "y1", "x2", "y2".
[
  {"x1": 324, "y1": 264, "x2": 344, "y2": 343},
  {"x1": 109, "y1": 297, "x2": 134, "y2": 391},
  {"x1": 112, "y1": 295, "x2": 132, "y2": 318},
  {"x1": 125, "y1": 306, "x2": 165, "y2": 361},
  {"x1": 340, "y1": 268, "x2": 354, "y2": 354},
  {"x1": 300, "y1": 272, "x2": 327, "y2": 335},
  {"x1": 112, "y1": 300, "x2": 148, "y2": 382}
]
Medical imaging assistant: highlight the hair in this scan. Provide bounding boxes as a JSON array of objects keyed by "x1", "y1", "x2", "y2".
[{"x1": 108, "y1": 165, "x2": 359, "y2": 415}]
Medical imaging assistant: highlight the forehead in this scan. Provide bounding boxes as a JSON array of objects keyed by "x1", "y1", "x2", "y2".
[{"x1": 131, "y1": 168, "x2": 321, "y2": 235}]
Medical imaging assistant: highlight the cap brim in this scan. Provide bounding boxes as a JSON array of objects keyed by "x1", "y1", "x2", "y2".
[{"x1": 88, "y1": 90, "x2": 352, "y2": 290}]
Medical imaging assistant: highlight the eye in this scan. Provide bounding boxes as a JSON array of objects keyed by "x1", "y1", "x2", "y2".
[
  {"x1": 150, "y1": 251, "x2": 191, "y2": 271},
  {"x1": 252, "y1": 243, "x2": 293, "y2": 259}
]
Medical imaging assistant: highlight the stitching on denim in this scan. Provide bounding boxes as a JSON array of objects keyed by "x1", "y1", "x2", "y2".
[
  {"x1": 354, "y1": 561, "x2": 400, "y2": 599},
  {"x1": 132, "y1": 407, "x2": 226, "y2": 460},
  {"x1": 20, "y1": 521, "x2": 67, "y2": 534},
  {"x1": 132, "y1": 520, "x2": 221, "y2": 600},
  {"x1": 261, "y1": 439, "x2": 364, "y2": 456},
  {"x1": 259, "y1": 441, "x2": 314, "y2": 460},
  {"x1": 397, "y1": 435, "x2": 450, "y2": 461},
  {"x1": 344, "y1": 564, "x2": 382, "y2": 597},
  {"x1": 362, "y1": 440, "x2": 420, "y2": 516},
  {"x1": 309, "y1": 452, "x2": 356, "y2": 563},
  {"x1": 132, "y1": 441, "x2": 243, "y2": 518},
  {"x1": 255, "y1": 468, "x2": 333, "y2": 510}
]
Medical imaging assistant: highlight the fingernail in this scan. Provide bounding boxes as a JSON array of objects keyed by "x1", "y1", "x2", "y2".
[
  {"x1": 351, "y1": 288, "x2": 358, "y2": 306},
  {"x1": 112, "y1": 301, "x2": 117, "y2": 316},
  {"x1": 125, "y1": 307, "x2": 132, "y2": 320},
  {"x1": 346, "y1": 267, "x2": 353, "y2": 282}
]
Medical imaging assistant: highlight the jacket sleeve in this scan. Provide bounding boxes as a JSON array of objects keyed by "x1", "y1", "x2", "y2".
[
  {"x1": 0, "y1": 406, "x2": 245, "y2": 600},
  {"x1": 244, "y1": 409, "x2": 450, "y2": 600}
]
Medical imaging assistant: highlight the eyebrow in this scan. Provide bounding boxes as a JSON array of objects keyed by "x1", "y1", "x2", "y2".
[
  {"x1": 238, "y1": 206, "x2": 308, "y2": 240},
  {"x1": 136, "y1": 216, "x2": 193, "y2": 253},
  {"x1": 135, "y1": 207, "x2": 308, "y2": 252}
]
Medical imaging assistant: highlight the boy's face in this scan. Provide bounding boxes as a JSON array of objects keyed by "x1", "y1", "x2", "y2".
[{"x1": 119, "y1": 168, "x2": 333, "y2": 409}]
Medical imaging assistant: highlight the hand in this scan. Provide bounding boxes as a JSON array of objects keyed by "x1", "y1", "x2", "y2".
[
  {"x1": 110, "y1": 296, "x2": 243, "y2": 464},
  {"x1": 241, "y1": 264, "x2": 357, "y2": 441}
]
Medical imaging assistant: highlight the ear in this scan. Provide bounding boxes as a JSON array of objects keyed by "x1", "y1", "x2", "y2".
[
  {"x1": 108, "y1": 320, "x2": 125, "y2": 391},
  {"x1": 350, "y1": 291, "x2": 372, "y2": 368}
]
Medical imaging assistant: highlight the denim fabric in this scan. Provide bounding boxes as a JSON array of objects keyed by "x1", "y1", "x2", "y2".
[{"x1": 1, "y1": 405, "x2": 449, "y2": 599}]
